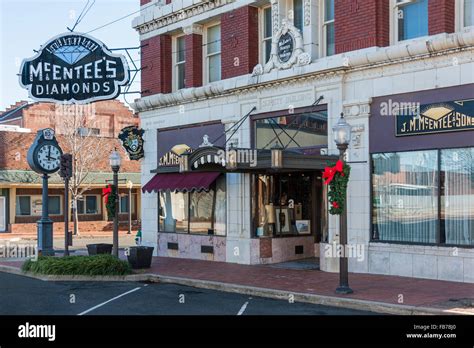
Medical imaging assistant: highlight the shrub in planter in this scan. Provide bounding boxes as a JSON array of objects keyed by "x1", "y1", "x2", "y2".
[
  {"x1": 22, "y1": 255, "x2": 131, "y2": 276},
  {"x1": 127, "y1": 246, "x2": 154, "y2": 269},
  {"x1": 86, "y1": 243, "x2": 113, "y2": 255}
]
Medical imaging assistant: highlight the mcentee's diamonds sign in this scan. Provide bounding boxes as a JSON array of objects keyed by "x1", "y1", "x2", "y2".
[{"x1": 19, "y1": 33, "x2": 129, "y2": 104}]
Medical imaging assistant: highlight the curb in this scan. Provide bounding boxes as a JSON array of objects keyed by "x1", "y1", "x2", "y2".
[
  {"x1": 0, "y1": 264, "x2": 149, "y2": 282},
  {"x1": 0, "y1": 265, "x2": 471, "y2": 316},
  {"x1": 151, "y1": 275, "x2": 472, "y2": 316}
]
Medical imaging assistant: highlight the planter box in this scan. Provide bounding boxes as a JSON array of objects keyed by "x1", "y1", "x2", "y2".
[
  {"x1": 127, "y1": 246, "x2": 154, "y2": 269},
  {"x1": 86, "y1": 243, "x2": 113, "y2": 255}
]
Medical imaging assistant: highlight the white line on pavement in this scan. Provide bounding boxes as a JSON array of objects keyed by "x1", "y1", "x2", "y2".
[
  {"x1": 237, "y1": 301, "x2": 249, "y2": 316},
  {"x1": 77, "y1": 287, "x2": 142, "y2": 316}
]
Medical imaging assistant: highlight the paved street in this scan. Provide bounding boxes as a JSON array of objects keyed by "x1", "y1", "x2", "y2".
[{"x1": 0, "y1": 272, "x2": 375, "y2": 315}]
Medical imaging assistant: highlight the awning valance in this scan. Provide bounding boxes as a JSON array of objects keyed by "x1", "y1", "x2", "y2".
[{"x1": 142, "y1": 172, "x2": 220, "y2": 193}]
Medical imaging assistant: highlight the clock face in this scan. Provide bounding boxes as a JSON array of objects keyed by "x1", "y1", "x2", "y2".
[{"x1": 36, "y1": 144, "x2": 61, "y2": 172}]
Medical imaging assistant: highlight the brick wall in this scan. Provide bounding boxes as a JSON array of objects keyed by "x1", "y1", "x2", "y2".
[
  {"x1": 335, "y1": 0, "x2": 389, "y2": 54},
  {"x1": 141, "y1": 35, "x2": 172, "y2": 96},
  {"x1": 185, "y1": 34, "x2": 203, "y2": 88},
  {"x1": 429, "y1": 0, "x2": 455, "y2": 35},
  {"x1": 0, "y1": 100, "x2": 138, "y2": 138},
  {"x1": 221, "y1": 6, "x2": 259, "y2": 80}
]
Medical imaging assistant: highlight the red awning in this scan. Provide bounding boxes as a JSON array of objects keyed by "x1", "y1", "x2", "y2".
[{"x1": 142, "y1": 172, "x2": 220, "y2": 193}]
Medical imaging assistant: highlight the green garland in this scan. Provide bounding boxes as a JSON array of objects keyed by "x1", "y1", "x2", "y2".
[
  {"x1": 325, "y1": 161, "x2": 351, "y2": 215},
  {"x1": 106, "y1": 184, "x2": 117, "y2": 220}
]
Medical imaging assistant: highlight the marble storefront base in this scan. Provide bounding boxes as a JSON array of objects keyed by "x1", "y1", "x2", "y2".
[
  {"x1": 156, "y1": 232, "x2": 226, "y2": 262},
  {"x1": 250, "y1": 236, "x2": 316, "y2": 264}
]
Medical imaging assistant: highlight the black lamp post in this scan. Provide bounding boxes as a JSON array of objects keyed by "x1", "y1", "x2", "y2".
[
  {"x1": 109, "y1": 149, "x2": 121, "y2": 257},
  {"x1": 333, "y1": 112, "x2": 353, "y2": 295}
]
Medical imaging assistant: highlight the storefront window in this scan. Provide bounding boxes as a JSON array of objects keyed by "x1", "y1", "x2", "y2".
[
  {"x1": 255, "y1": 110, "x2": 328, "y2": 149},
  {"x1": 16, "y1": 195, "x2": 61, "y2": 216},
  {"x1": 372, "y1": 151, "x2": 438, "y2": 244},
  {"x1": 373, "y1": 148, "x2": 474, "y2": 246},
  {"x1": 441, "y1": 148, "x2": 474, "y2": 246},
  {"x1": 254, "y1": 173, "x2": 315, "y2": 237},
  {"x1": 159, "y1": 191, "x2": 189, "y2": 233},
  {"x1": 158, "y1": 176, "x2": 226, "y2": 236}
]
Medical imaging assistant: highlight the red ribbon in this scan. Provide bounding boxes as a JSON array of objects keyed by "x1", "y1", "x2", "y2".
[
  {"x1": 323, "y1": 160, "x2": 344, "y2": 185},
  {"x1": 102, "y1": 185, "x2": 112, "y2": 203}
]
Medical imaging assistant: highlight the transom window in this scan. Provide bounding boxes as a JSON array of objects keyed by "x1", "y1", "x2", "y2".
[
  {"x1": 393, "y1": 0, "x2": 428, "y2": 42},
  {"x1": 205, "y1": 24, "x2": 221, "y2": 83}
]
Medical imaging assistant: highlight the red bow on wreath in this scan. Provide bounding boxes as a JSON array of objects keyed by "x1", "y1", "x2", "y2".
[
  {"x1": 322, "y1": 160, "x2": 345, "y2": 184},
  {"x1": 102, "y1": 185, "x2": 112, "y2": 203}
]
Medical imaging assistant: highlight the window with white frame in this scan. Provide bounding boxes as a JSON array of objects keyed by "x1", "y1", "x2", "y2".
[
  {"x1": 322, "y1": 0, "x2": 335, "y2": 56},
  {"x1": 262, "y1": 6, "x2": 273, "y2": 64},
  {"x1": 119, "y1": 194, "x2": 135, "y2": 214},
  {"x1": 175, "y1": 35, "x2": 186, "y2": 90},
  {"x1": 393, "y1": 0, "x2": 428, "y2": 42},
  {"x1": 205, "y1": 23, "x2": 221, "y2": 83},
  {"x1": 293, "y1": 0, "x2": 304, "y2": 32},
  {"x1": 459, "y1": 0, "x2": 474, "y2": 28}
]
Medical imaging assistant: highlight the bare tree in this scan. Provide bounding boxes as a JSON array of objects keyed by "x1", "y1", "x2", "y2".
[{"x1": 54, "y1": 103, "x2": 108, "y2": 236}]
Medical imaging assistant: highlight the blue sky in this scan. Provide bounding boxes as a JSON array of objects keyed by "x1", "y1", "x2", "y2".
[{"x1": 0, "y1": 0, "x2": 141, "y2": 110}]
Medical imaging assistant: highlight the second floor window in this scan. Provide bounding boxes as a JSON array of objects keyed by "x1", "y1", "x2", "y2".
[
  {"x1": 206, "y1": 24, "x2": 221, "y2": 83},
  {"x1": 322, "y1": 0, "x2": 335, "y2": 56},
  {"x1": 262, "y1": 6, "x2": 273, "y2": 64},
  {"x1": 395, "y1": 0, "x2": 428, "y2": 41},
  {"x1": 293, "y1": 0, "x2": 304, "y2": 32},
  {"x1": 463, "y1": 0, "x2": 474, "y2": 27},
  {"x1": 175, "y1": 36, "x2": 186, "y2": 90}
]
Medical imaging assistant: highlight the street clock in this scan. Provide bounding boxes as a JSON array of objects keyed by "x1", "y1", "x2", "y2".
[{"x1": 27, "y1": 128, "x2": 63, "y2": 174}]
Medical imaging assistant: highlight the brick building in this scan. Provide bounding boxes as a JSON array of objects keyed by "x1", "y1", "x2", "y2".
[
  {"x1": 133, "y1": 0, "x2": 474, "y2": 283},
  {"x1": 0, "y1": 100, "x2": 141, "y2": 236}
]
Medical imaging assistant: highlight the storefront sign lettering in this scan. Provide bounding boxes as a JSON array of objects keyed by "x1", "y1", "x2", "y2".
[
  {"x1": 19, "y1": 33, "x2": 129, "y2": 104},
  {"x1": 396, "y1": 100, "x2": 474, "y2": 136}
]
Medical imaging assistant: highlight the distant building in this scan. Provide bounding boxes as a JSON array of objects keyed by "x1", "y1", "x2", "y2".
[{"x1": 0, "y1": 100, "x2": 141, "y2": 236}]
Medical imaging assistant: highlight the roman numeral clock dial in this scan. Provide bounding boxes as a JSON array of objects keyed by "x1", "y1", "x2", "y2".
[{"x1": 36, "y1": 144, "x2": 61, "y2": 172}]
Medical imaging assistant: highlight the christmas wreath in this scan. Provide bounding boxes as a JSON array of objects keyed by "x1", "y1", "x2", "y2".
[
  {"x1": 323, "y1": 160, "x2": 351, "y2": 215},
  {"x1": 102, "y1": 184, "x2": 117, "y2": 219}
]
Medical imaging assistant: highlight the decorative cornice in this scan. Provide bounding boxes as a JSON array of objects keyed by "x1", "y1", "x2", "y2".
[
  {"x1": 132, "y1": 28, "x2": 474, "y2": 113},
  {"x1": 133, "y1": 0, "x2": 235, "y2": 35}
]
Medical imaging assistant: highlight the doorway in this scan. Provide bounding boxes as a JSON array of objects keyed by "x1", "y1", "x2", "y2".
[{"x1": 0, "y1": 196, "x2": 6, "y2": 232}]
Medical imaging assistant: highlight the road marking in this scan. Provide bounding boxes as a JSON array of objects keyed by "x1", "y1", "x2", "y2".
[
  {"x1": 237, "y1": 301, "x2": 249, "y2": 316},
  {"x1": 77, "y1": 287, "x2": 142, "y2": 316}
]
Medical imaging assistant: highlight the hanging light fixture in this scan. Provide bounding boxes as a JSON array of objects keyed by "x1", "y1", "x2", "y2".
[{"x1": 271, "y1": 142, "x2": 283, "y2": 169}]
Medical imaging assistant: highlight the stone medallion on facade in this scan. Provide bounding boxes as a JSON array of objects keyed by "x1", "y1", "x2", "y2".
[{"x1": 252, "y1": 19, "x2": 311, "y2": 76}]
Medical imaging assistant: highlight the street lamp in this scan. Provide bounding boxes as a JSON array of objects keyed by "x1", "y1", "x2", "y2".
[
  {"x1": 271, "y1": 142, "x2": 283, "y2": 169},
  {"x1": 126, "y1": 180, "x2": 133, "y2": 235},
  {"x1": 332, "y1": 112, "x2": 353, "y2": 295},
  {"x1": 109, "y1": 149, "x2": 121, "y2": 257}
]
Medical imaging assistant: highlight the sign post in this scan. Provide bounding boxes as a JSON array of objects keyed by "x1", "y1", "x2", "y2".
[{"x1": 59, "y1": 154, "x2": 73, "y2": 256}]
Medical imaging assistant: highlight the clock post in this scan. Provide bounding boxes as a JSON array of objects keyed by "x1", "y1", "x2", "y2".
[
  {"x1": 38, "y1": 173, "x2": 54, "y2": 256},
  {"x1": 27, "y1": 128, "x2": 63, "y2": 257}
]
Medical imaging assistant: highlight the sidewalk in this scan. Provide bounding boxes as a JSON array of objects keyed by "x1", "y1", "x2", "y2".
[{"x1": 1, "y1": 255, "x2": 473, "y2": 315}]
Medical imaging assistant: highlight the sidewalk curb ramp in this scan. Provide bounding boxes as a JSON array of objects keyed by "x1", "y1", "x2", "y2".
[{"x1": 1, "y1": 264, "x2": 471, "y2": 316}]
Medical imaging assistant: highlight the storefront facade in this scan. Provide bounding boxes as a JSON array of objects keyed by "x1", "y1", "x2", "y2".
[{"x1": 134, "y1": 0, "x2": 474, "y2": 282}]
